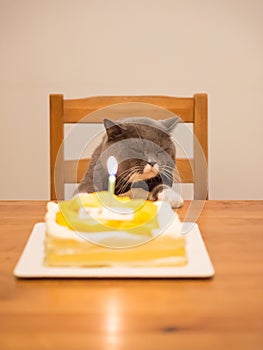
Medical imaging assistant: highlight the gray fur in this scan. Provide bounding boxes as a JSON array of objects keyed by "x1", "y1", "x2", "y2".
[{"x1": 77, "y1": 117, "x2": 183, "y2": 208}]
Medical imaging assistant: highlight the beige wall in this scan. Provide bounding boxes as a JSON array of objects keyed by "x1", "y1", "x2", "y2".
[{"x1": 1, "y1": 0, "x2": 262, "y2": 200}]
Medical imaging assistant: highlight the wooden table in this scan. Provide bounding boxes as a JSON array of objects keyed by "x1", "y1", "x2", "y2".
[{"x1": 0, "y1": 200, "x2": 262, "y2": 350}]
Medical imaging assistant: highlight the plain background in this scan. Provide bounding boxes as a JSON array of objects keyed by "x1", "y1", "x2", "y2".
[{"x1": 0, "y1": 0, "x2": 262, "y2": 200}]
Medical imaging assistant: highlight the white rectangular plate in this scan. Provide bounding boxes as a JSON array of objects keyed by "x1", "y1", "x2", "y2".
[{"x1": 14, "y1": 223, "x2": 215, "y2": 278}]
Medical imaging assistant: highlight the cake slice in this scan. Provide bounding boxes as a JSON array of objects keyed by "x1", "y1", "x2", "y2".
[{"x1": 44, "y1": 192, "x2": 187, "y2": 267}]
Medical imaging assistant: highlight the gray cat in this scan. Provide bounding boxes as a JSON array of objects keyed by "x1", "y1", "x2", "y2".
[{"x1": 77, "y1": 117, "x2": 183, "y2": 208}]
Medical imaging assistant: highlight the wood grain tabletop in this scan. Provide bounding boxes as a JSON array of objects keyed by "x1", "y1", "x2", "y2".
[{"x1": 0, "y1": 200, "x2": 262, "y2": 350}]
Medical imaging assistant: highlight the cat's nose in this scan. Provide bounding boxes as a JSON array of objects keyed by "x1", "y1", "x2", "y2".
[{"x1": 148, "y1": 161, "x2": 157, "y2": 167}]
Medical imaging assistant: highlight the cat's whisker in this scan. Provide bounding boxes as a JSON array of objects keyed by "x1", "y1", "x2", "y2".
[
  {"x1": 160, "y1": 166, "x2": 174, "y2": 172},
  {"x1": 117, "y1": 168, "x2": 142, "y2": 186},
  {"x1": 118, "y1": 165, "x2": 143, "y2": 177},
  {"x1": 116, "y1": 167, "x2": 143, "y2": 192},
  {"x1": 117, "y1": 171, "x2": 139, "y2": 194},
  {"x1": 160, "y1": 165, "x2": 176, "y2": 171},
  {"x1": 160, "y1": 167, "x2": 174, "y2": 175},
  {"x1": 160, "y1": 168, "x2": 175, "y2": 182},
  {"x1": 161, "y1": 171, "x2": 173, "y2": 179},
  {"x1": 117, "y1": 165, "x2": 142, "y2": 177},
  {"x1": 160, "y1": 166, "x2": 175, "y2": 175},
  {"x1": 161, "y1": 173, "x2": 174, "y2": 183},
  {"x1": 119, "y1": 167, "x2": 142, "y2": 177}
]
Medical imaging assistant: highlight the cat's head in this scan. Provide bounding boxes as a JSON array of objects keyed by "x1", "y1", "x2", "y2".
[{"x1": 100, "y1": 117, "x2": 180, "y2": 191}]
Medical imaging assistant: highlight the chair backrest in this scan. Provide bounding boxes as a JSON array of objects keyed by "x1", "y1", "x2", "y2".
[{"x1": 50, "y1": 94, "x2": 208, "y2": 200}]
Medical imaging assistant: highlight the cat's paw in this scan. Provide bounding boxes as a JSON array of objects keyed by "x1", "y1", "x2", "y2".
[{"x1": 157, "y1": 188, "x2": 184, "y2": 208}]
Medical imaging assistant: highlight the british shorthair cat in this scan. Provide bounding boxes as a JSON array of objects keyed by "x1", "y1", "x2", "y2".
[{"x1": 77, "y1": 117, "x2": 183, "y2": 208}]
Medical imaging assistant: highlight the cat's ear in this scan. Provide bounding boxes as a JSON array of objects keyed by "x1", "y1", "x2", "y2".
[
  {"x1": 104, "y1": 119, "x2": 126, "y2": 140},
  {"x1": 162, "y1": 117, "x2": 181, "y2": 133}
]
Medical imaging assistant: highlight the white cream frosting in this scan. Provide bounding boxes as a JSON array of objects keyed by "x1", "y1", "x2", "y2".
[{"x1": 45, "y1": 199, "x2": 182, "y2": 248}]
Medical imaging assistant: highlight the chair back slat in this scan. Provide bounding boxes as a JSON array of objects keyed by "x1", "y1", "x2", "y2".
[{"x1": 64, "y1": 96, "x2": 194, "y2": 123}]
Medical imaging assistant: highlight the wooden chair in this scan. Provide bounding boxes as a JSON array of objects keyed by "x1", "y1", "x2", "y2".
[{"x1": 50, "y1": 94, "x2": 208, "y2": 200}]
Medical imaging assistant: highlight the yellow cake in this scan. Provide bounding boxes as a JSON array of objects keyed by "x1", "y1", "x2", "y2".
[{"x1": 44, "y1": 192, "x2": 187, "y2": 267}]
